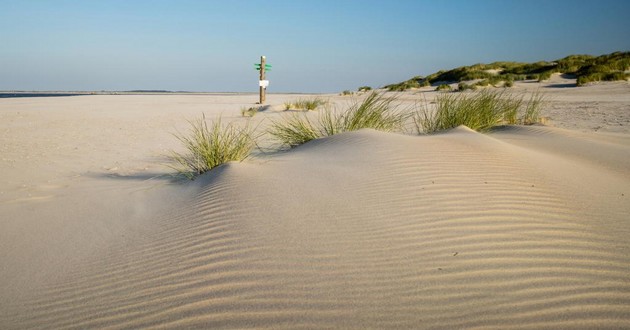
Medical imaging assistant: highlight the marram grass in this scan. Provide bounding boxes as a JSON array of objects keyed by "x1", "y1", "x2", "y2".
[
  {"x1": 169, "y1": 115, "x2": 255, "y2": 179},
  {"x1": 291, "y1": 97, "x2": 326, "y2": 111},
  {"x1": 269, "y1": 92, "x2": 408, "y2": 148},
  {"x1": 415, "y1": 89, "x2": 545, "y2": 134}
]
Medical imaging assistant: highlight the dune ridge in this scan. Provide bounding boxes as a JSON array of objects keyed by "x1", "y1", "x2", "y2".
[{"x1": 3, "y1": 126, "x2": 629, "y2": 329}]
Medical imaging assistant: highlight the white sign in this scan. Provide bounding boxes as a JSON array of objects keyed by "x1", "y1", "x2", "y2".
[{"x1": 259, "y1": 80, "x2": 269, "y2": 88}]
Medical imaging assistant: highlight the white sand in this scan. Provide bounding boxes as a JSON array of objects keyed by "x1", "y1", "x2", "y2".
[{"x1": 1, "y1": 81, "x2": 629, "y2": 328}]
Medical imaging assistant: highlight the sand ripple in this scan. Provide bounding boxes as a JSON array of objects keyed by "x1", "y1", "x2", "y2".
[{"x1": 4, "y1": 126, "x2": 630, "y2": 329}]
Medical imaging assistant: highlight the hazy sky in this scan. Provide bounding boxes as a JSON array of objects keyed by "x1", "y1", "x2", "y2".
[{"x1": 1, "y1": 0, "x2": 629, "y2": 92}]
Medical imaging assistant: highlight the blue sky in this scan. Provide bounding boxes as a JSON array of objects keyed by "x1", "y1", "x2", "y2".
[{"x1": 1, "y1": 0, "x2": 629, "y2": 92}]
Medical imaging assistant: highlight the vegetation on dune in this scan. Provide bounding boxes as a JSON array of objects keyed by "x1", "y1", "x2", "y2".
[
  {"x1": 384, "y1": 51, "x2": 629, "y2": 91},
  {"x1": 385, "y1": 76, "x2": 427, "y2": 91},
  {"x1": 286, "y1": 97, "x2": 327, "y2": 111},
  {"x1": 269, "y1": 92, "x2": 409, "y2": 148},
  {"x1": 415, "y1": 89, "x2": 545, "y2": 134},
  {"x1": 170, "y1": 89, "x2": 548, "y2": 177},
  {"x1": 436, "y1": 83, "x2": 452, "y2": 91},
  {"x1": 169, "y1": 115, "x2": 255, "y2": 179}
]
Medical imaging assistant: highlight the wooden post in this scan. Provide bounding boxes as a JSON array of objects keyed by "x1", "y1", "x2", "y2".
[{"x1": 259, "y1": 55, "x2": 266, "y2": 104}]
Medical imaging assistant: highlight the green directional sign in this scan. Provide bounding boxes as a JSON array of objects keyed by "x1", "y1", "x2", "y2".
[{"x1": 254, "y1": 63, "x2": 272, "y2": 71}]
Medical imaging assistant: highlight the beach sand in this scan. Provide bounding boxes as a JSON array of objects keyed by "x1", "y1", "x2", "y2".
[{"x1": 1, "y1": 79, "x2": 629, "y2": 328}]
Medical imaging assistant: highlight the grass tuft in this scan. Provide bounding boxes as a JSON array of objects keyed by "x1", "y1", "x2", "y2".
[
  {"x1": 436, "y1": 84, "x2": 453, "y2": 91},
  {"x1": 270, "y1": 92, "x2": 408, "y2": 148},
  {"x1": 521, "y1": 91, "x2": 545, "y2": 125},
  {"x1": 415, "y1": 90, "x2": 545, "y2": 134},
  {"x1": 292, "y1": 97, "x2": 326, "y2": 111},
  {"x1": 169, "y1": 115, "x2": 255, "y2": 179},
  {"x1": 341, "y1": 92, "x2": 408, "y2": 132},
  {"x1": 268, "y1": 114, "x2": 320, "y2": 148}
]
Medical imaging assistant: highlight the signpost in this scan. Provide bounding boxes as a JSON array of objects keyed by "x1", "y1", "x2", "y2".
[{"x1": 254, "y1": 56, "x2": 271, "y2": 104}]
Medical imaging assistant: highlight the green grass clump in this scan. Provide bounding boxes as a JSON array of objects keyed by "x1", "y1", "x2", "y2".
[
  {"x1": 292, "y1": 97, "x2": 326, "y2": 111},
  {"x1": 436, "y1": 83, "x2": 453, "y2": 91},
  {"x1": 577, "y1": 71, "x2": 630, "y2": 86},
  {"x1": 270, "y1": 92, "x2": 408, "y2": 148},
  {"x1": 522, "y1": 91, "x2": 545, "y2": 125},
  {"x1": 537, "y1": 71, "x2": 552, "y2": 82},
  {"x1": 169, "y1": 115, "x2": 254, "y2": 179},
  {"x1": 341, "y1": 90, "x2": 353, "y2": 96},
  {"x1": 358, "y1": 86, "x2": 372, "y2": 92},
  {"x1": 268, "y1": 114, "x2": 321, "y2": 148},
  {"x1": 458, "y1": 82, "x2": 477, "y2": 91},
  {"x1": 342, "y1": 92, "x2": 408, "y2": 132},
  {"x1": 415, "y1": 90, "x2": 545, "y2": 134}
]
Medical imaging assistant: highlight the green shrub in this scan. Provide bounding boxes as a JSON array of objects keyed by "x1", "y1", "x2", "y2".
[
  {"x1": 504, "y1": 80, "x2": 514, "y2": 88},
  {"x1": 169, "y1": 115, "x2": 255, "y2": 179},
  {"x1": 341, "y1": 90, "x2": 353, "y2": 96},
  {"x1": 358, "y1": 86, "x2": 372, "y2": 92}
]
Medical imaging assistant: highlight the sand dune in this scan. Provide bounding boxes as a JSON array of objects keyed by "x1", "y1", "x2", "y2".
[{"x1": 3, "y1": 122, "x2": 629, "y2": 328}]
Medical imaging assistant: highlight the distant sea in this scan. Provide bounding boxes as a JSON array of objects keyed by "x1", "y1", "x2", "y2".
[{"x1": 0, "y1": 93, "x2": 86, "y2": 98}]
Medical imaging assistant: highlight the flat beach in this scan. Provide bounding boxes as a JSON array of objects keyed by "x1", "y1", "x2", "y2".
[{"x1": 1, "y1": 78, "x2": 630, "y2": 328}]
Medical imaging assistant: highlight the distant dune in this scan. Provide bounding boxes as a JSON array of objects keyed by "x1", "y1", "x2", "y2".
[{"x1": 384, "y1": 51, "x2": 630, "y2": 91}]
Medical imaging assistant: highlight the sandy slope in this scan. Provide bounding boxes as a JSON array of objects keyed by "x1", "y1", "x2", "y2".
[{"x1": 1, "y1": 83, "x2": 630, "y2": 328}]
